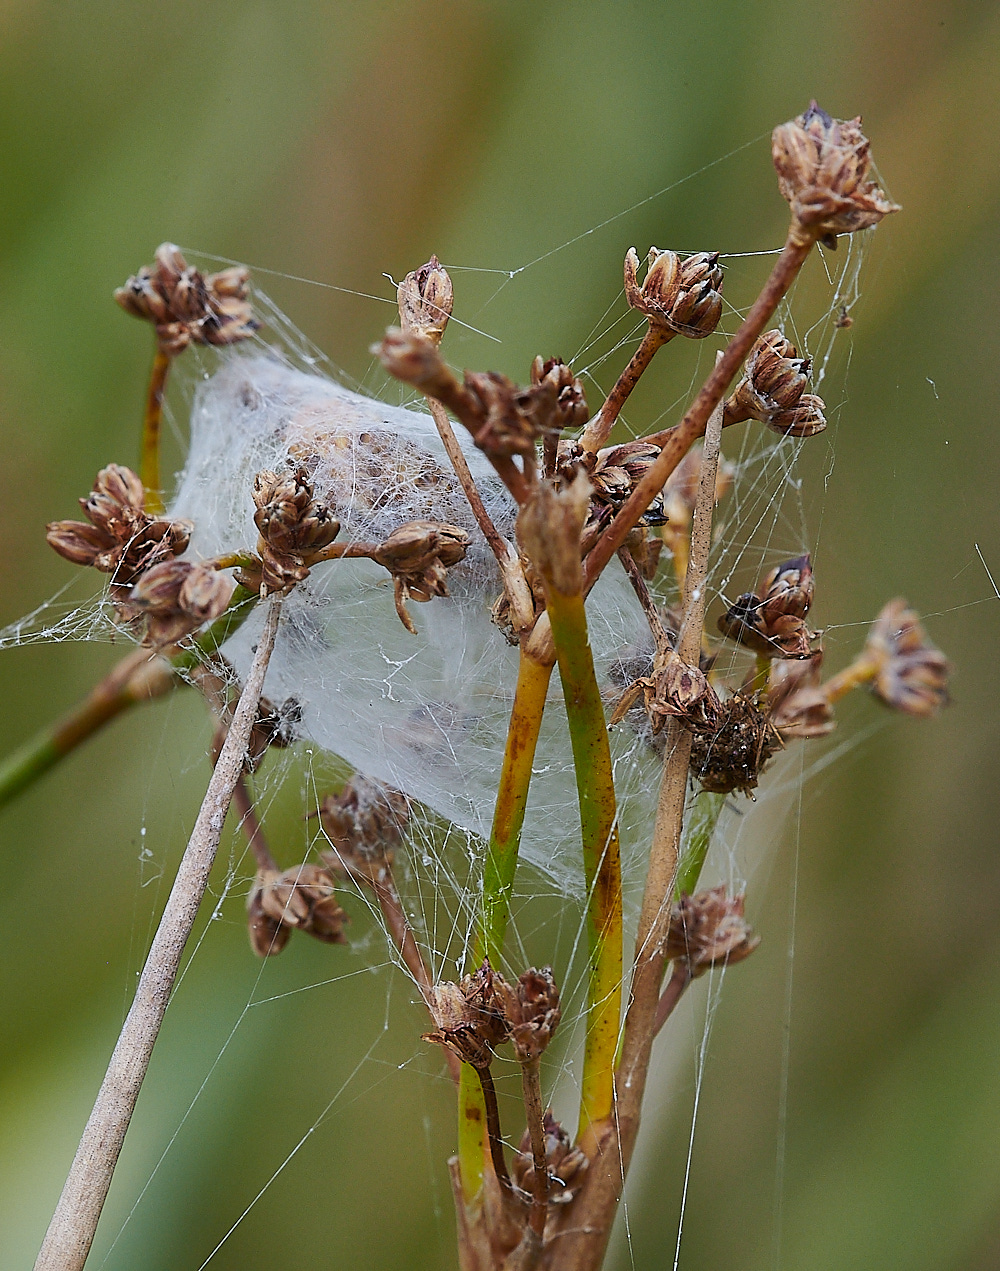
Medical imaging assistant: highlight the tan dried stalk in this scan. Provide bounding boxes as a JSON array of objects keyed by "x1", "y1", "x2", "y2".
[{"x1": 34, "y1": 597, "x2": 282, "y2": 1271}]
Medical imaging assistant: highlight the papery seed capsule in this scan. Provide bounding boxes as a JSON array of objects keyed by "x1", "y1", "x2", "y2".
[
  {"x1": 772, "y1": 102, "x2": 900, "y2": 244},
  {"x1": 397, "y1": 255, "x2": 454, "y2": 348}
]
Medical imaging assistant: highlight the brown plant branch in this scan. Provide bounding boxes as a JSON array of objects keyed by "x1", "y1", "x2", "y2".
[
  {"x1": 427, "y1": 396, "x2": 536, "y2": 633},
  {"x1": 34, "y1": 597, "x2": 282, "y2": 1271},
  {"x1": 581, "y1": 228, "x2": 816, "y2": 591},
  {"x1": 580, "y1": 327, "x2": 671, "y2": 454}
]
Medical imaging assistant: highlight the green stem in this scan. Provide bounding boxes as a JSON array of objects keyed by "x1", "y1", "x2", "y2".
[
  {"x1": 458, "y1": 646, "x2": 553, "y2": 1203},
  {"x1": 0, "y1": 585, "x2": 257, "y2": 812},
  {"x1": 545, "y1": 588, "x2": 622, "y2": 1141},
  {"x1": 674, "y1": 791, "x2": 726, "y2": 898},
  {"x1": 141, "y1": 347, "x2": 171, "y2": 515}
]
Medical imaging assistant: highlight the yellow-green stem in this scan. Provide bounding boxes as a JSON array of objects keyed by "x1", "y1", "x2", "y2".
[
  {"x1": 545, "y1": 588, "x2": 623, "y2": 1138},
  {"x1": 822, "y1": 656, "x2": 877, "y2": 703},
  {"x1": 0, "y1": 585, "x2": 257, "y2": 812},
  {"x1": 748, "y1": 651, "x2": 771, "y2": 695},
  {"x1": 674, "y1": 791, "x2": 726, "y2": 898},
  {"x1": 141, "y1": 347, "x2": 171, "y2": 514},
  {"x1": 458, "y1": 647, "x2": 553, "y2": 1203}
]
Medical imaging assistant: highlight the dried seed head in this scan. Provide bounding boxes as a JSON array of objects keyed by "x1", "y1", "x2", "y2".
[
  {"x1": 517, "y1": 470, "x2": 591, "y2": 598},
  {"x1": 530, "y1": 357, "x2": 590, "y2": 432},
  {"x1": 864, "y1": 599, "x2": 950, "y2": 716},
  {"x1": 495, "y1": 966, "x2": 561, "y2": 1062},
  {"x1": 422, "y1": 960, "x2": 511, "y2": 1070},
  {"x1": 46, "y1": 464, "x2": 191, "y2": 587},
  {"x1": 665, "y1": 886, "x2": 760, "y2": 977},
  {"x1": 725, "y1": 331, "x2": 827, "y2": 437},
  {"x1": 396, "y1": 255, "x2": 454, "y2": 347},
  {"x1": 318, "y1": 775, "x2": 410, "y2": 885},
  {"x1": 718, "y1": 555, "x2": 818, "y2": 660},
  {"x1": 247, "y1": 863, "x2": 347, "y2": 956},
  {"x1": 371, "y1": 520, "x2": 469, "y2": 634},
  {"x1": 130, "y1": 559, "x2": 233, "y2": 647},
  {"x1": 768, "y1": 652, "x2": 835, "y2": 739},
  {"x1": 512, "y1": 1112, "x2": 588, "y2": 1205},
  {"x1": 249, "y1": 467, "x2": 341, "y2": 595},
  {"x1": 624, "y1": 247, "x2": 723, "y2": 339},
  {"x1": 759, "y1": 554, "x2": 814, "y2": 622},
  {"x1": 772, "y1": 102, "x2": 900, "y2": 245},
  {"x1": 688, "y1": 693, "x2": 783, "y2": 796},
  {"x1": 589, "y1": 440, "x2": 669, "y2": 524},
  {"x1": 115, "y1": 243, "x2": 258, "y2": 354},
  {"x1": 465, "y1": 370, "x2": 559, "y2": 460}
]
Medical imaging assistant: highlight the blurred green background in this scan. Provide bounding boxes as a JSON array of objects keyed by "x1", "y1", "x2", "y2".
[{"x1": 2, "y1": 2, "x2": 998, "y2": 1268}]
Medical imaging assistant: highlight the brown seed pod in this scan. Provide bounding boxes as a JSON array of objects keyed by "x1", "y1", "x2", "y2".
[
  {"x1": 772, "y1": 102, "x2": 900, "y2": 245},
  {"x1": 115, "y1": 243, "x2": 258, "y2": 355}
]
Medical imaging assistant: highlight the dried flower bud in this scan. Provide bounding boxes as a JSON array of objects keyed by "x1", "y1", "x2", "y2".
[
  {"x1": 590, "y1": 441, "x2": 669, "y2": 524},
  {"x1": 624, "y1": 247, "x2": 723, "y2": 339},
  {"x1": 131, "y1": 559, "x2": 233, "y2": 647},
  {"x1": 318, "y1": 775, "x2": 410, "y2": 885},
  {"x1": 371, "y1": 520, "x2": 469, "y2": 634},
  {"x1": 609, "y1": 652, "x2": 721, "y2": 735},
  {"x1": 665, "y1": 886, "x2": 760, "y2": 977},
  {"x1": 725, "y1": 331, "x2": 826, "y2": 437},
  {"x1": 517, "y1": 471, "x2": 591, "y2": 598},
  {"x1": 688, "y1": 693, "x2": 782, "y2": 796},
  {"x1": 397, "y1": 255, "x2": 454, "y2": 347},
  {"x1": 423, "y1": 960, "x2": 510, "y2": 1070},
  {"x1": 249, "y1": 467, "x2": 340, "y2": 595},
  {"x1": 115, "y1": 244, "x2": 258, "y2": 355},
  {"x1": 772, "y1": 102, "x2": 900, "y2": 245},
  {"x1": 718, "y1": 555, "x2": 818, "y2": 660},
  {"x1": 864, "y1": 599, "x2": 950, "y2": 716},
  {"x1": 759, "y1": 554, "x2": 814, "y2": 622},
  {"x1": 530, "y1": 357, "x2": 589, "y2": 432},
  {"x1": 768, "y1": 652, "x2": 835, "y2": 739},
  {"x1": 466, "y1": 370, "x2": 559, "y2": 460},
  {"x1": 46, "y1": 464, "x2": 191, "y2": 588},
  {"x1": 495, "y1": 966, "x2": 561, "y2": 1062},
  {"x1": 512, "y1": 1112, "x2": 588, "y2": 1205},
  {"x1": 247, "y1": 863, "x2": 347, "y2": 956}
]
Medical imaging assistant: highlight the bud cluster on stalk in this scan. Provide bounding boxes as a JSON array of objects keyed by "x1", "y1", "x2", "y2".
[
  {"x1": 624, "y1": 247, "x2": 724, "y2": 340},
  {"x1": 723, "y1": 330, "x2": 827, "y2": 438},
  {"x1": 666, "y1": 887, "x2": 760, "y2": 978},
  {"x1": 247, "y1": 863, "x2": 347, "y2": 957},
  {"x1": 115, "y1": 243, "x2": 258, "y2": 355},
  {"x1": 423, "y1": 960, "x2": 561, "y2": 1072}
]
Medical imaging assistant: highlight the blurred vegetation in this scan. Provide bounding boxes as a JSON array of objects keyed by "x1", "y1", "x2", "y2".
[{"x1": 1, "y1": 2, "x2": 998, "y2": 1268}]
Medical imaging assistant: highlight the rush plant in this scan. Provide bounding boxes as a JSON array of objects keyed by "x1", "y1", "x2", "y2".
[{"x1": 4, "y1": 104, "x2": 948, "y2": 1271}]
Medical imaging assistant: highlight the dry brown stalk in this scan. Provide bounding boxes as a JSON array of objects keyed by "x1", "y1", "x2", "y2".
[
  {"x1": 581, "y1": 228, "x2": 816, "y2": 591},
  {"x1": 34, "y1": 597, "x2": 282, "y2": 1271}
]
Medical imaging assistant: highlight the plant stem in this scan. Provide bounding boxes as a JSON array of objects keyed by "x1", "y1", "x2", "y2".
[
  {"x1": 34, "y1": 596, "x2": 281, "y2": 1271},
  {"x1": 582, "y1": 228, "x2": 815, "y2": 591},
  {"x1": 460, "y1": 646, "x2": 554, "y2": 1201},
  {"x1": 477, "y1": 1066, "x2": 514, "y2": 1197},
  {"x1": 428, "y1": 395, "x2": 536, "y2": 635},
  {"x1": 0, "y1": 586, "x2": 257, "y2": 814},
  {"x1": 520, "y1": 1055, "x2": 549, "y2": 1238},
  {"x1": 140, "y1": 347, "x2": 171, "y2": 515},
  {"x1": 580, "y1": 326, "x2": 671, "y2": 453},
  {"x1": 674, "y1": 790, "x2": 726, "y2": 899},
  {"x1": 233, "y1": 775, "x2": 278, "y2": 872},
  {"x1": 822, "y1": 656, "x2": 877, "y2": 703},
  {"x1": 544, "y1": 585, "x2": 622, "y2": 1142},
  {"x1": 652, "y1": 963, "x2": 691, "y2": 1038}
]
